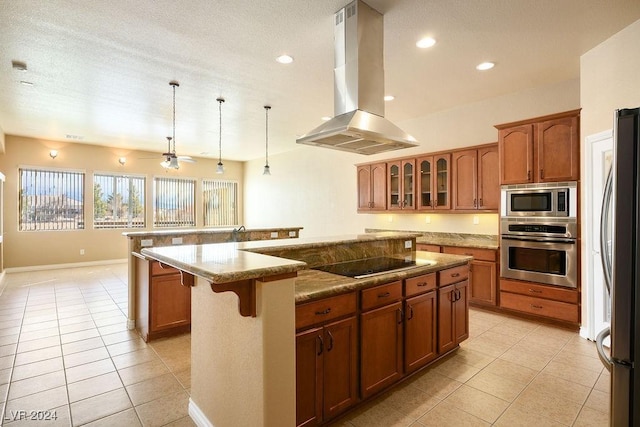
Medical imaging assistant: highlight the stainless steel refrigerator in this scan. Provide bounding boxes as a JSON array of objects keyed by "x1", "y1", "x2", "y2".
[{"x1": 597, "y1": 107, "x2": 640, "y2": 426}]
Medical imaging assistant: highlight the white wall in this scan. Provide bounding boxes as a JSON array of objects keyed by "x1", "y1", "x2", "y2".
[{"x1": 244, "y1": 79, "x2": 580, "y2": 237}]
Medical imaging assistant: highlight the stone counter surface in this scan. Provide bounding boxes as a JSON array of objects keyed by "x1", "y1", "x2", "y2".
[{"x1": 365, "y1": 228, "x2": 499, "y2": 250}]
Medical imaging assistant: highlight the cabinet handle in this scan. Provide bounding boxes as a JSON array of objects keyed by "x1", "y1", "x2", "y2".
[
  {"x1": 317, "y1": 335, "x2": 324, "y2": 356},
  {"x1": 407, "y1": 305, "x2": 414, "y2": 320},
  {"x1": 417, "y1": 282, "x2": 428, "y2": 287},
  {"x1": 315, "y1": 308, "x2": 331, "y2": 316},
  {"x1": 378, "y1": 292, "x2": 391, "y2": 299},
  {"x1": 479, "y1": 198, "x2": 483, "y2": 207},
  {"x1": 531, "y1": 304, "x2": 543, "y2": 310},
  {"x1": 473, "y1": 198, "x2": 477, "y2": 207},
  {"x1": 540, "y1": 169, "x2": 544, "y2": 179},
  {"x1": 326, "y1": 330, "x2": 334, "y2": 352},
  {"x1": 451, "y1": 273, "x2": 460, "y2": 278},
  {"x1": 397, "y1": 308, "x2": 404, "y2": 324},
  {"x1": 527, "y1": 170, "x2": 531, "y2": 181},
  {"x1": 528, "y1": 289, "x2": 543, "y2": 294}
]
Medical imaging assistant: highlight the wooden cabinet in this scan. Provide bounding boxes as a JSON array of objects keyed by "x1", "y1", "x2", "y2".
[
  {"x1": 360, "y1": 281, "x2": 403, "y2": 399},
  {"x1": 416, "y1": 244, "x2": 441, "y2": 253},
  {"x1": 417, "y1": 154, "x2": 450, "y2": 210},
  {"x1": 404, "y1": 278, "x2": 437, "y2": 373},
  {"x1": 452, "y1": 144, "x2": 499, "y2": 211},
  {"x1": 437, "y1": 266, "x2": 469, "y2": 354},
  {"x1": 496, "y1": 109, "x2": 580, "y2": 184},
  {"x1": 499, "y1": 278, "x2": 579, "y2": 324},
  {"x1": 296, "y1": 293, "x2": 358, "y2": 426},
  {"x1": 135, "y1": 258, "x2": 192, "y2": 342},
  {"x1": 357, "y1": 163, "x2": 386, "y2": 211},
  {"x1": 442, "y1": 247, "x2": 498, "y2": 306},
  {"x1": 388, "y1": 159, "x2": 416, "y2": 210}
]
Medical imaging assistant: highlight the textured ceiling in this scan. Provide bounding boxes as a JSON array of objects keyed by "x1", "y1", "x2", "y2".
[{"x1": 1, "y1": 0, "x2": 639, "y2": 161}]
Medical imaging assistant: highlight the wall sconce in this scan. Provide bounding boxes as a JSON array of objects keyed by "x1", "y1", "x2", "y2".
[
  {"x1": 118, "y1": 157, "x2": 126, "y2": 166},
  {"x1": 49, "y1": 150, "x2": 58, "y2": 159}
]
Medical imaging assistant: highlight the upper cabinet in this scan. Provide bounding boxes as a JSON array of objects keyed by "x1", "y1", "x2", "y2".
[
  {"x1": 388, "y1": 159, "x2": 416, "y2": 210},
  {"x1": 452, "y1": 144, "x2": 499, "y2": 211},
  {"x1": 417, "y1": 154, "x2": 450, "y2": 210},
  {"x1": 357, "y1": 163, "x2": 387, "y2": 212},
  {"x1": 496, "y1": 109, "x2": 580, "y2": 184}
]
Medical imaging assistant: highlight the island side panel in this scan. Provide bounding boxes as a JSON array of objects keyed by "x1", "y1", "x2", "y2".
[
  {"x1": 127, "y1": 238, "x2": 136, "y2": 329},
  {"x1": 189, "y1": 275, "x2": 296, "y2": 427}
]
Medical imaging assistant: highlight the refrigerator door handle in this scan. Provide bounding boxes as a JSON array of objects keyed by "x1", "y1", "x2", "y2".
[
  {"x1": 596, "y1": 327, "x2": 613, "y2": 372},
  {"x1": 600, "y1": 168, "x2": 614, "y2": 294}
]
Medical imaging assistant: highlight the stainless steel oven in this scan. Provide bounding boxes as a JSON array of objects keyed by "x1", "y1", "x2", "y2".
[
  {"x1": 501, "y1": 182, "x2": 577, "y2": 218},
  {"x1": 500, "y1": 220, "x2": 578, "y2": 288}
]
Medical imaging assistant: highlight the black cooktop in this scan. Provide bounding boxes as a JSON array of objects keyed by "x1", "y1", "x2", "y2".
[{"x1": 313, "y1": 256, "x2": 416, "y2": 278}]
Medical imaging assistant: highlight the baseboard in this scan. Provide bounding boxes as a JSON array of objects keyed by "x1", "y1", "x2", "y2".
[
  {"x1": 4, "y1": 258, "x2": 127, "y2": 273},
  {"x1": 188, "y1": 398, "x2": 213, "y2": 427}
]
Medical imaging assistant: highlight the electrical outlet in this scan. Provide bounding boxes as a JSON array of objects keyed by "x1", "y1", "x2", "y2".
[
  {"x1": 289, "y1": 231, "x2": 297, "y2": 237},
  {"x1": 80, "y1": 249, "x2": 85, "y2": 255},
  {"x1": 404, "y1": 240, "x2": 412, "y2": 249},
  {"x1": 473, "y1": 215, "x2": 480, "y2": 225},
  {"x1": 141, "y1": 239, "x2": 153, "y2": 247},
  {"x1": 270, "y1": 232, "x2": 278, "y2": 238},
  {"x1": 425, "y1": 215, "x2": 431, "y2": 224},
  {"x1": 172, "y1": 237, "x2": 183, "y2": 245}
]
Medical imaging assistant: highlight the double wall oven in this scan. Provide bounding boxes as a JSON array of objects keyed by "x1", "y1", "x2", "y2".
[{"x1": 500, "y1": 182, "x2": 578, "y2": 288}]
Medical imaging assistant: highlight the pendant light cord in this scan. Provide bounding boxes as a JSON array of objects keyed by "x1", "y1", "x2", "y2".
[
  {"x1": 264, "y1": 105, "x2": 271, "y2": 166},
  {"x1": 217, "y1": 98, "x2": 225, "y2": 164},
  {"x1": 170, "y1": 81, "x2": 179, "y2": 154}
]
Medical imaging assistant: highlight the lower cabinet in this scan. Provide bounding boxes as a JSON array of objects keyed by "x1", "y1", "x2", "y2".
[
  {"x1": 499, "y1": 278, "x2": 580, "y2": 324},
  {"x1": 442, "y1": 246, "x2": 498, "y2": 307},
  {"x1": 404, "y1": 291, "x2": 437, "y2": 373},
  {"x1": 437, "y1": 265, "x2": 470, "y2": 354}
]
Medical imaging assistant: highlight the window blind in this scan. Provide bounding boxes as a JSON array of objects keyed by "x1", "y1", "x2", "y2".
[
  {"x1": 203, "y1": 179, "x2": 238, "y2": 227},
  {"x1": 154, "y1": 177, "x2": 196, "y2": 227}
]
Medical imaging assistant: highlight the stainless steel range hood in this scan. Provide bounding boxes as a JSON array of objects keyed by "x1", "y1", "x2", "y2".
[{"x1": 296, "y1": 0, "x2": 418, "y2": 155}]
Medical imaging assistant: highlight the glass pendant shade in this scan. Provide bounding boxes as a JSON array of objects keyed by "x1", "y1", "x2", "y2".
[
  {"x1": 216, "y1": 162, "x2": 224, "y2": 174},
  {"x1": 263, "y1": 164, "x2": 271, "y2": 175}
]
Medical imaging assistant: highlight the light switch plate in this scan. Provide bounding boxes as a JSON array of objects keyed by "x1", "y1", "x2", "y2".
[
  {"x1": 172, "y1": 237, "x2": 183, "y2": 245},
  {"x1": 141, "y1": 239, "x2": 153, "y2": 247},
  {"x1": 405, "y1": 240, "x2": 412, "y2": 249}
]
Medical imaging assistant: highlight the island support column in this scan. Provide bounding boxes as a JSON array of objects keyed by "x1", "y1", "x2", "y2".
[
  {"x1": 126, "y1": 239, "x2": 136, "y2": 330},
  {"x1": 189, "y1": 275, "x2": 296, "y2": 427}
]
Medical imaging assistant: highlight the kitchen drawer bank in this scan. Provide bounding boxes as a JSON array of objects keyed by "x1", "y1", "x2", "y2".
[{"x1": 139, "y1": 232, "x2": 471, "y2": 427}]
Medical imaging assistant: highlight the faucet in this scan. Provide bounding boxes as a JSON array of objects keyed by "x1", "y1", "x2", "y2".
[{"x1": 231, "y1": 225, "x2": 246, "y2": 242}]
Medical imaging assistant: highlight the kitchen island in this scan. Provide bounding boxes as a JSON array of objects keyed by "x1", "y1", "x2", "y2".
[{"x1": 140, "y1": 232, "x2": 471, "y2": 426}]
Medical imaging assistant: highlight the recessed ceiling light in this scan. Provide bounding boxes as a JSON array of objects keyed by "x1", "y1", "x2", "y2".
[
  {"x1": 19, "y1": 81, "x2": 34, "y2": 86},
  {"x1": 416, "y1": 37, "x2": 436, "y2": 49},
  {"x1": 384, "y1": 95, "x2": 395, "y2": 101},
  {"x1": 476, "y1": 62, "x2": 495, "y2": 71},
  {"x1": 321, "y1": 116, "x2": 331, "y2": 121},
  {"x1": 276, "y1": 55, "x2": 294, "y2": 64}
]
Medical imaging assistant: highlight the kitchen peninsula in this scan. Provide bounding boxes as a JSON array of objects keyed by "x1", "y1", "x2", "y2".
[{"x1": 140, "y1": 232, "x2": 471, "y2": 426}]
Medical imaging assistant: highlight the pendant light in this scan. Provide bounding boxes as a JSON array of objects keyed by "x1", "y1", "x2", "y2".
[
  {"x1": 263, "y1": 105, "x2": 271, "y2": 175},
  {"x1": 216, "y1": 97, "x2": 225, "y2": 174},
  {"x1": 162, "y1": 81, "x2": 181, "y2": 169}
]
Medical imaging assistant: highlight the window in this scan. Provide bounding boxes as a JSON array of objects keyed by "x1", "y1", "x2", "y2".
[
  {"x1": 94, "y1": 174, "x2": 145, "y2": 229},
  {"x1": 154, "y1": 177, "x2": 196, "y2": 227},
  {"x1": 203, "y1": 179, "x2": 238, "y2": 227},
  {"x1": 19, "y1": 168, "x2": 85, "y2": 231}
]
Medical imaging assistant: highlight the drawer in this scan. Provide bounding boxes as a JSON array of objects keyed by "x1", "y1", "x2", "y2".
[
  {"x1": 361, "y1": 281, "x2": 403, "y2": 311},
  {"x1": 500, "y1": 279, "x2": 579, "y2": 304},
  {"x1": 151, "y1": 261, "x2": 180, "y2": 276},
  {"x1": 296, "y1": 292, "x2": 356, "y2": 330},
  {"x1": 438, "y1": 264, "x2": 470, "y2": 287},
  {"x1": 442, "y1": 246, "x2": 496, "y2": 262},
  {"x1": 405, "y1": 273, "x2": 436, "y2": 297},
  {"x1": 500, "y1": 292, "x2": 579, "y2": 323},
  {"x1": 416, "y1": 244, "x2": 441, "y2": 253}
]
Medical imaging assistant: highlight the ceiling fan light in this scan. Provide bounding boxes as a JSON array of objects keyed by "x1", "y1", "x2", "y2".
[
  {"x1": 216, "y1": 161, "x2": 224, "y2": 174},
  {"x1": 263, "y1": 164, "x2": 271, "y2": 176},
  {"x1": 169, "y1": 157, "x2": 180, "y2": 169}
]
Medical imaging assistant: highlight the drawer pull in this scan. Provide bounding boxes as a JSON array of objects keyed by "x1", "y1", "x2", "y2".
[
  {"x1": 451, "y1": 273, "x2": 460, "y2": 278},
  {"x1": 528, "y1": 289, "x2": 543, "y2": 294},
  {"x1": 315, "y1": 308, "x2": 331, "y2": 316},
  {"x1": 326, "y1": 330, "x2": 334, "y2": 352},
  {"x1": 317, "y1": 335, "x2": 324, "y2": 356},
  {"x1": 378, "y1": 292, "x2": 391, "y2": 298},
  {"x1": 531, "y1": 304, "x2": 543, "y2": 309},
  {"x1": 417, "y1": 282, "x2": 428, "y2": 287}
]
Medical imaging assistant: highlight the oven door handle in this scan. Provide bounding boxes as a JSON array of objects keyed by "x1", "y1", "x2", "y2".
[{"x1": 501, "y1": 236, "x2": 576, "y2": 244}]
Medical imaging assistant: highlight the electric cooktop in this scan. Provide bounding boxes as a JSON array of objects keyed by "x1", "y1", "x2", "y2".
[{"x1": 313, "y1": 256, "x2": 417, "y2": 279}]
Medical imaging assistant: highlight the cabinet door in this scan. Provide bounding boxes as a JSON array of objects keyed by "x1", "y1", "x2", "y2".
[
  {"x1": 452, "y1": 149, "x2": 477, "y2": 210},
  {"x1": 356, "y1": 165, "x2": 372, "y2": 211},
  {"x1": 477, "y1": 145, "x2": 499, "y2": 210},
  {"x1": 296, "y1": 327, "x2": 323, "y2": 427},
  {"x1": 405, "y1": 292, "x2": 437, "y2": 373},
  {"x1": 434, "y1": 154, "x2": 451, "y2": 210},
  {"x1": 323, "y1": 317, "x2": 358, "y2": 421},
  {"x1": 401, "y1": 159, "x2": 416, "y2": 210},
  {"x1": 387, "y1": 161, "x2": 401, "y2": 210},
  {"x1": 469, "y1": 260, "x2": 497, "y2": 306},
  {"x1": 360, "y1": 301, "x2": 403, "y2": 399},
  {"x1": 454, "y1": 280, "x2": 470, "y2": 344},
  {"x1": 370, "y1": 163, "x2": 387, "y2": 210},
  {"x1": 437, "y1": 284, "x2": 456, "y2": 354},
  {"x1": 536, "y1": 115, "x2": 579, "y2": 182},
  {"x1": 499, "y1": 124, "x2": 534, "y2": 184},
  {"x1": 417, "y1": 156, "x2": 433, "y2": 210},
  {"x1": 150, "y1": 274, "x2": 191, "y2": 332}
]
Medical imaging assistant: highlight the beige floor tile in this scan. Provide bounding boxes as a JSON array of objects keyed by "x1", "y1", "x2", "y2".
[
  {"x1": 584, "y1": 389, "x2": 610, "y2": 414},
  {"x1": 594, "y1": 371, "x2": 611, "y2": 393},
  {"x1": 134, "y1": 390, "x2": 190, "y2": 427},
  {"x1": 82, "y1": 408, "x2": 142, "y2": 427},
  {"x1": 553, "y1": 349, "x2": 606, "y2": 373},
  {"x1": 22, "y1": 314, "x2": 57, "y2": 325},
  {"x1": 101, "y1": 330, "x2": 140, "y2": 346},
  {"x1": 573, "y1": 405, "x2": 610, "y2": 427},
  {"x1": 57, "y1": 314, "x2": 93, "y2": 326},
  {"x1": 0, "y1": 367, "x2": 13, "y2": 385},
  {"x1": 11, "y1": 357, "x2": 64, "y2": 381},
  {"x1": 70, "y1": 387, "x2": 132, "y2": 426},
  {"x1": 173, "y1": 368, "x2": 191, "y2": 389},
  {"x1": 0, "y1": 343, "x2": 17, "y2": 357},
  {"x1": 16, "y1": 335, "x2": 60, "y2": 353},
  {"x1": 61, "y1": 337, "x2": 105, "y2": 355},
  {"x1": 7, "y1": 370, "x2": 66, "y2": 400},
  {"x1": 376, "y1": 384, "x2": 441, "y2": 421},
  {"x1": 98, "y1": 323, "x2": 129, "y2": 335},
  {"x1": 442, "y1": 384, "x2": 509, "y2": 423},
  {"x1": 481, "y1": 358, "x2": 538, "y2": 385},
  {"x1": 430, "y1": 357, "x2": 481, "y2": 383},
  {"x1": 0, "y1": 326, "x2": 22, "y2": 337},
  {"x1": 67, "y1": 371, "x2": 123, "y2": 403},
  {"x1": 2, "y1": 404, "x2": 70, "y2": 426},
  {"x1": 0, "y1": 334, "x2": 20, "y2": 346},
  {"x1": 493, "y1": 404, "x2": 566, "y2": 427},
  {"x1": 511, "y1": 386, "x2": 582, "y2": 425},
  {"x1": 417, "y1": 400, "x2": 490, "y2": 426},
  {"x1": 526, "y1": 372, "x2": 591, "y2": 404},
  {"x1": 106, "y1": 338, "x2": 147, "y2": 357},
  {"x1": 63, "y1": 346, "x2": 110, "y2": 368},
  {"x1": 59, "y1": 321, "x2": 96, "y2": 335},
  {"x1": 158, "y1": 351, "x2": 191, "y2": 373},
  {"x1": 20, "y1": 320, "x2": 58, "y2": 333},
  {"x1": 126, "y1": 372, "x2": 185, "y2": 406},
  {"x1": 487, "y1": 322, "x2": 535, "y2": 340},
  {"x1": 562, "y1": 335, "x2": 600, "y2": 358},
  {"x1": 341, "y1": 398, "x2": 416, "y2": 427},
  {"x1": 118, "y1": 358, "x2": 170, "y2": 386},
  {"x1": 0, "y1": 354, "x2": 14, "y2": 370},
  {"x1": 111, "y1": 347, "x2": 159, "y2": 370},
  {"x1": 466, "y1": 369, "x2": 527, "y2": 402},
  {"x1": 447, "y1": 347, "x2": 495, "y2": 369},
  {"x1": 0, "y1": 382, "x2": 8, "y2": 403},
  {"x1": 410, "y1": 369, "x2": 463, "y2": 400},
  {"x1": 163, "y1": 415, "x2": 197, "y2": 427},
  {"x1": 60, "y1": 328, "x2": 100, "y2": 344},
  {"x1": 14, "y1": 345, "x2": 62, "y2": 366},
  {"x1": 93, "y1": 315, "x2": 126, "y2": 328},
  {"x1": 498, "y1": 345, "x2": 553, "y2": 371},
  {"x1": 65, "y1": 358, "x2": 116, "y2": 383},
  {"x1": 542, "y1": 360, "x2": 601, "y2": 388},
  {"x1": 5, "y1": 386, "x2": 68, "y2": 414}
]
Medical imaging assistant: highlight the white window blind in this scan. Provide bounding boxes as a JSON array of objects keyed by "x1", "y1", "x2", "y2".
[
  {"x1": 203, "y1": 179, "x2": 238, "y2": 227},
  {"x1": 154, "y1": 177, "x2": 196, "y2": 227},
  {"x1": 19, "y1": 168, "x2": 85, "y2": 231},
  {"x1": 94, "y1": 174, "x2": 145, "y2": 229}
]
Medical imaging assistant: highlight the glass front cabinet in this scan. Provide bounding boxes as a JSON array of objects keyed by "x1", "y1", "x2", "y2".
[
  {"x1": 417, "y1": 154, "x2": 450, "y2": 210},
  {"x1": 387, "y1": 159, "x2": 416, "y2": 210}
]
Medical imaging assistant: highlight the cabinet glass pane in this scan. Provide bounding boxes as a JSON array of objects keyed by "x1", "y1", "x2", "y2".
[
  {"x1": 420, "y1": 160, "x2": 432, "y2": 208},
  {"x1": 390, "y1": 164, "x2": 400, "y2": 207},
  {"x1": 437, "y1": 158, "x2": 448, "y2": 207},
  {"x1": 403, "y1": 162, "x2": 414, "y2": 208}
]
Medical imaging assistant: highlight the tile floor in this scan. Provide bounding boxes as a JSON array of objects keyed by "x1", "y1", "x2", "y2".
[{"x1": 0, "y1": 262, "x2": 610, "y2": 426}]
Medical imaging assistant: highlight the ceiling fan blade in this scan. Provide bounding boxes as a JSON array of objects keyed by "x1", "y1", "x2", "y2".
[{"x1": 177, "y1": 156, "x2": 196, "y2": 163}]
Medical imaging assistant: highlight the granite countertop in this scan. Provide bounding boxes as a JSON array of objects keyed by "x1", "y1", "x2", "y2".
[
  {"x1": 123, "y1": 226, "x2": 303, "y2": 238},
  {"x1": 415, "y1": 234, "x2": 499, "y2": 250}
]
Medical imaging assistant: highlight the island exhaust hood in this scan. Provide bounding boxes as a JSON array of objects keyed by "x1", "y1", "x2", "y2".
[{"x1": 296, "y1": 0, "x2": 418, "y2": 155}]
